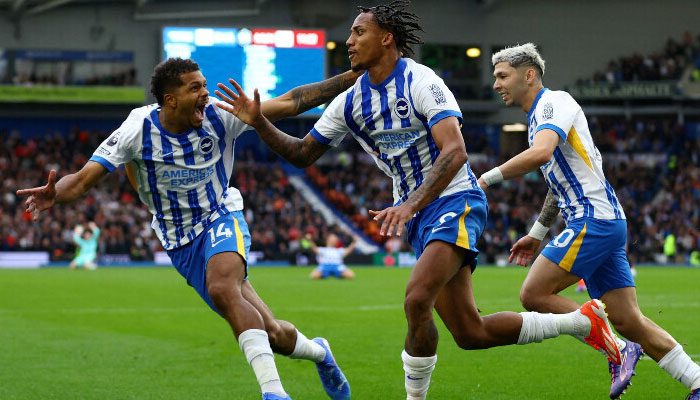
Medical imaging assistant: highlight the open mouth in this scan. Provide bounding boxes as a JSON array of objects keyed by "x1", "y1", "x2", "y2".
[
  {"x1": 194, "y1": 103, "x2": 206, "y2": 122},
  {"x1": 348, "y1": 50, "x2": 356, "y2": 60}
]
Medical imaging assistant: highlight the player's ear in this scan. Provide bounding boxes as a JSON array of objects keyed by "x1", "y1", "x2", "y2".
[
  {"x1": 163, "y1": 92, "x2": 177, "y2": 108},
  {"x1": 526, "y1": 68, "x2": 536, "y2": 84},
  {"x1": 382, "y1": 31, "x2": 394, "y2": 47}
]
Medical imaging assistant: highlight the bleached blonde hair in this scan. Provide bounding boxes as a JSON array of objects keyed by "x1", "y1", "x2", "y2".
[{"x1": 492, "y1": 43, "x2": 546, "y2": 78}]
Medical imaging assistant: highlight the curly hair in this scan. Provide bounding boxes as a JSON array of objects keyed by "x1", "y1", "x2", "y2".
[
  {"x1": 150, "y1": 58, "x2": 200, "y2": 105},
  {"x1": 357, "y1": 0, "x2": 424, "y2": 56}
]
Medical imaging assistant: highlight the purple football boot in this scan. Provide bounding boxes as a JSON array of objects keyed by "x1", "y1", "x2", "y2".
[
  {"x1": 312, "y1": 337, "x2": 351, "y2": 400},
  {"x1": 609, "y1": 340, "x2": 644, "y2": 399},
  {"x1": 262, "y1": 393, "x2": 292, "y2": 400},
  {"x1": 686, "y1": 388, "x2": 700, "y2": 400}
]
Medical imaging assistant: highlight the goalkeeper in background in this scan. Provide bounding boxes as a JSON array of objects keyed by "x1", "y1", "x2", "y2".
[{"x1": 69, "y1": 221, "x2": 100, "y2": 270}]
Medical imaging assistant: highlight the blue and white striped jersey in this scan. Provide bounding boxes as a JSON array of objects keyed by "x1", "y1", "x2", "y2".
[
  {"x1": 310, "y1": 58, "x2": 478, "y2": 206},
  {"x1": 89, "y1": 97, "x2": 249, "y2": 250},
  {"x1": 317, "y1": 246, "x2": 344, "y2": 266},
  {"x1": 528, "y1": 88, "x2": 625, "y2": 223}
]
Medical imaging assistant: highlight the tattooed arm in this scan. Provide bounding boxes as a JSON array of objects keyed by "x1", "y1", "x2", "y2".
[
  {"x1": 370, "y1": 116, "x2": 467, "y2": 236},
  {"x1": 259, "y1": 70, "x2": 362, "y2": 122},
  {"x1": 508, "y1": 189, "x2": 559, "y2": 266},
  {"x1": 215, "y1": 79, "x2": 331, "y2": 168},
  {"x1": 536, "y1": 189, "x2": 560, "y2": 228}
]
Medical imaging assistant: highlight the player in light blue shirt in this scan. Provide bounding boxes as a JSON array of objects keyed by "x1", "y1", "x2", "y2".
[
  {"x1": 16, "y1": 58, "x2": 359, "y2": 400},
  {"x1": 216, "y1": 2, "x2": 625, "y2": 398},
  {"x1": 69, "y1": 221, "x2": 101, "y2": 270}
]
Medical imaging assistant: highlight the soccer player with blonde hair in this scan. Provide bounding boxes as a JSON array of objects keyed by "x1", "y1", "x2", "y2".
[{"x1": 481, "y1": 42, "x2": 700, "y2": 400}]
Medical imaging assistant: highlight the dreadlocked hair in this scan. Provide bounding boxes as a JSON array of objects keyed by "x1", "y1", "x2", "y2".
[{"x1": 357, "y1": 0, "x2": 423, "y2": 56}]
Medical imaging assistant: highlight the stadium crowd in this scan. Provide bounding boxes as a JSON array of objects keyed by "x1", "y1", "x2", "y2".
[
  {"x1": 0, "y1": 127, "x2": 351, "y2": 263},
  {"x1": 2, "y1": 115, "x2": 699, "y2": 265},
  {"x1": 576, "y1": 32, "x2": 700, "y2": 85}
]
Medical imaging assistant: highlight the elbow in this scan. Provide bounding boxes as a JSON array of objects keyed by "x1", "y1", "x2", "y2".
[
  {"x1": 446, "y1": 147, "x2": 468, "y2": 167},
  {"x1": 290, "y1": 157, "x2": 313, "y2": 169},
  {"x1": 533, "y1": 150, "x2": 552, "y2": 166}
]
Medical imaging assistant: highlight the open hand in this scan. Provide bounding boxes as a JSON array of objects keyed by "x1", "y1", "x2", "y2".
[
  {"x1": 369, "y1": 204, "x2": 413, "y2": 237},
  {"x1": 215, "y1": 79, "x2": 264, "y2": 127},
  {"x1": 509, "y1": 235, "x2": 541, "y2": 266},
  {"x1": 16, "y1": 170, "x2": 58, "y2": 222}
]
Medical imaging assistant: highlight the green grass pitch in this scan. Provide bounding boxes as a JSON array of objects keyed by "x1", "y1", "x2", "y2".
[{"x1": 1, "y1": 266, "x2": 698, "y2": 399}]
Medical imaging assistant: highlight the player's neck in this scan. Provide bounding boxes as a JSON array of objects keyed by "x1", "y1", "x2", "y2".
[
  {"x1": 521, "y1": 84, "x2": 545, "y2": 114},
  {"x1": 367, "y1": 53, "x2": 401, "y2": 85},
  {"x1": 158, "y1": 109, "x2": 190, "y2": 134}
]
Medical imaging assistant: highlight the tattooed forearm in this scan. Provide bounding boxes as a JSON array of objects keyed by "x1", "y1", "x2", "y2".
[
  {"x1": 537, "y1": 189, "x2": 560, "y2": 227},
  {"x1": 252, "y1": 117, "x2": 326, "y2": 168},
  {"x1": 405, "y1": 148, "x2": 465, "y2": 213},
  {"x1": 290, "y1": 71, "x2": 359, "y2": 114}
]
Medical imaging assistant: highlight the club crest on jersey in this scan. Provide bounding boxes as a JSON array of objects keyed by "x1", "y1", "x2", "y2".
[
  {"x1": 106, "y1": 132, "x2": 120, "y2": 146},
  {"x1": 199, "y1": 136, "x2": 215, "y2": 154},
  {"x1": 393, "y1": 97, "x2": 411, "y2": 119},
  {"x1": 428, "y1": 84, "x2": 447, "y2": 105},
  {"x1": 543, "y1": 102, "x2": 554, "y2": 120}
]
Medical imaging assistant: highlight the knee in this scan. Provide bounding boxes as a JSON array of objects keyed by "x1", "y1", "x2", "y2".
[
  {"x1": 519, "y1": 286, "x2": 542, "y2": 312},
  {"x1": 207, "y1": 279, "x2": 240, "y2": 310},
  {"x1": 404, "y1": 289, "x2": 433, "y2": 318}
]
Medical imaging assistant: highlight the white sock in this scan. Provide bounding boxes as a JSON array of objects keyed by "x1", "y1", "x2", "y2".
[
  {"x1": 288, "y1": 330, "x2": 326, "y2": 362},
  {"x1": 658, "y1": 344, "x2": 700, "y2": 390},
  {"x1": 573, "y1": 335, "x2": 627, "y2": 358},
  {"x1": 238, "y1": 329, "x2": 286, "y2": 396},
  {"x1": 518, "y1": 311, "x2": 590, "y2": 344},
  {"x1": 402, "y1": 350, "x2": 437, "y2": 400}
]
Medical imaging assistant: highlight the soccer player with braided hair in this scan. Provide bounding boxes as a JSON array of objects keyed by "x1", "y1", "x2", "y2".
[{"x1": 216, "y1": 1, "x2": 624, "y2": 398}]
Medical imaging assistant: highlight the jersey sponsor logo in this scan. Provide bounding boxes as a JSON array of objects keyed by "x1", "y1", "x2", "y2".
[
  {"x1": 199, "y1": 136, "x2": 215, "y2": 154},
  {"x1": 393, "y1": 97, "x2": 411, "y2": 119},
  {"x1": 375, "y1": 130, "x2": 421, "y2": 150},
  {"x1": 162, "y1": 166, "x2": 215, "y2": 186},
  {"x1": 95, "y1": 147, "x2": 111, "y2": 156},
  {"x1": 106, "y1": 132, "x2": 120, "y2": 146},
  {"x1": 543, "y1": 102, "x2": 554, "y2": 120},
  {"x1": 428, "y1": 83, "x2": 447, "y2": 105}
]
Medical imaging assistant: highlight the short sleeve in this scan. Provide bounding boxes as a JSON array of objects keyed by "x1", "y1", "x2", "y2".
[
  {"x1": 412, "y1": 72, "x2": 462, "y2": 128},
  {"x1": 310, "y1": 92, "x2": 350, "y2": 147},
  {"x1": 210, "y1": 97, "x2": 251, "y2": 140},
  {"x1": 89, "y1": 109, "x2": 143, "y2": 173},
  {"x1": 534, "y1": 92, "x2": 580, "y2": 141}
]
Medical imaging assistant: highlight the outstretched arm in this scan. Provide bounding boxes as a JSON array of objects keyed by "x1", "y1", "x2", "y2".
[
  {"x1": 370, "y1": 116, "x2": 466, "y2": 237},
  {"x1": 215, "y1": 80, "x2": 330, "y2": 168},
  {"x1": 343, "y1": 236, "x2": 359, "y2": 258},
  {"x1": 479, "y1": 129, "x2": 559, "y2": 189},
  {"x1": 305, "y1": 233, "x2": 319, "y2": 254},
  {"x1": 258, "y1": 70, "x2": 361, "y2": 122},
  {"x1": 16, "y1": 161, "x2": 108, "y2": 222}
]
